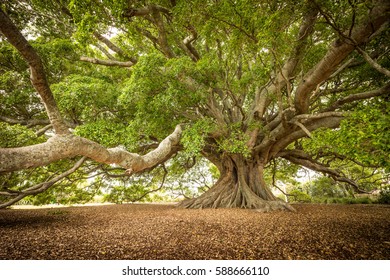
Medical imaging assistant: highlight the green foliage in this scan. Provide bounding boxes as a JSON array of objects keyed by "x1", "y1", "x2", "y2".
[
  {"x1": 52, "y1": 74, "x2": 120, "y2": 122},
  {"x1": 339, "y1": 101, "x2": 390, "y2": 170},
  {"x1": 217, "y1": 123, "x2": 251, "y2": 157},
  {"x1": 32, "y1": 38, "x2": 79, "y2": 82},
  {"x1": 1, "y1": 0, "x2": 389, "y2": 207},
  {"x1": 74, "y1": 120, "x2": 131, "y2": 148},
  {"x1": 302, "y1": 100, "x2": 390, "y2": 171},
  {"x1": 103, "y1": 184, "x2": 160, "y2": 204},
  {"x1": 377, "y1": 187, "x2": 390, "y2": 204},
  {"x1": 181, "y1": 118, "x2": 216, "y2": 156},
  {"x1": 306, "y1": 177, "x2": 347, "y2": 198},
  {"x1": 289, "y1": 189, "x2": 311, "y2": 203},
  {"x1": 265, "y1": 158, "x2": 301, "y2": 187},
  {"x1": 322, "y1": 197, "x2": 373, "y2": 205},
  {"x1": 0, "y1": 123, "x2": 45, "y2": 148}
]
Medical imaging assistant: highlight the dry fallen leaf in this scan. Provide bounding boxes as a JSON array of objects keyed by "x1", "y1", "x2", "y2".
[{"x1": 0, "y1": 204, "x2": 389, "y2": 260}]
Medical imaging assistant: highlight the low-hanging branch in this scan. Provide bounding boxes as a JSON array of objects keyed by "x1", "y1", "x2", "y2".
[
  {"x1": 280, "y1": 149, "x2": 368, "y2": 193},
  {"x1": 0, "y1": 7, "x2": 182, "y2": 180},
  {"x1": 0, "y1": 156, "x2": 87, "y2": 209},
  {"x1": 0, "y1": 125, "x2": 182, "y2": 174}
]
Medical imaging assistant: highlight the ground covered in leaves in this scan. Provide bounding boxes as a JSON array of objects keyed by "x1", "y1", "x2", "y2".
[{"x1": 0, "y1": 203, "x2": 389, "y2": 260}]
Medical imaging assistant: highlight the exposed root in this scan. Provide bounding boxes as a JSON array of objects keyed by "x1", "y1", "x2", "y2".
[
  {"x1": 177, "y1": 156, "x2": 297, "y2": 212},
  {"x1": 177, "y1": 182, "x2": 296, "y2": 212}
]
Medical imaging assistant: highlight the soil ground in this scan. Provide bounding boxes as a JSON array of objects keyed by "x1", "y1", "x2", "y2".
[{"x1": 0, "y1": 203, "x2": 389, "y2": 260}]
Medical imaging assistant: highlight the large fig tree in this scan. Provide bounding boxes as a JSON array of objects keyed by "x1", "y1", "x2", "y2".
[{"x1": 0, "y1": 0, "x2": 389, "y2": 211}]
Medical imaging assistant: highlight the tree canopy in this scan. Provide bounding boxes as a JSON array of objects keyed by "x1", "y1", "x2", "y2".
[{"x1": 0, "y1": 0, "x2": 389, "y2": 211}]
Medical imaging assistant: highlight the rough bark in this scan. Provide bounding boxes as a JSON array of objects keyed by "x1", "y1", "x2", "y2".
[{"x1": 178, "y1": 155, "x2": 295, "y2": 212}]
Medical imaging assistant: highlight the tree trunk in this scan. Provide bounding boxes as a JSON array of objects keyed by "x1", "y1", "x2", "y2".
[{"x1": 178, "y1": 155, "x2": 295, "y2": 212}]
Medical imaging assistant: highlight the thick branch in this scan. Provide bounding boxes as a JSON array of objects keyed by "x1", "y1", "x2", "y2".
[
  {"x1": 294, "y1": 0, "x2": 390, "y2": 114},
  {"x1": 0, "y1": 9, "x2": 69, "y2": 134},
  {"x1": 93, "y1": 32, "x2": 137, "y2": 62},
  {"x1": 264, "y1": 116, "x2": 344, "y2": 157},
  {"x1": 0, "y1": 125, "x2": 182, "y2": 174},
  {"x1": 248, "y1": 5, "x2": 318, "y2": 124},
  {"x1": 80, "y1": 56, "x2": 135, "y2": 67}
]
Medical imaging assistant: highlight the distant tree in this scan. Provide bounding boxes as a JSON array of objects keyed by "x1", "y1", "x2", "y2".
[{"x1": 1, "y1": 0, "x2": 389, "y2": 211}]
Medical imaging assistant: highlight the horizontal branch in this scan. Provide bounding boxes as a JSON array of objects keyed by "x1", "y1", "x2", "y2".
[
  {"x1": 265, "y1": 116, "x2": 344, "y2": 158},
  {"x1": 0, "y1": 125, "x2": 182, "y2": 174},
  {"x1": 281, "y1": 149, "x2": 367, "y2": 193},
  {"x1": 292, "y1": 112, "x2": 346, "y2": 120},
  {"x1": 80, "y1": 56, "x2": 135, "y2": 67},
  {"x1": 0, "y1": 115, "x2": 77, "y2": 130},
  {"x1": 0, "y1": 116, "x2": 50, "y2": 127},
  {"x1": 323, "y1": 83, "x2": 390, "y2": 112}
]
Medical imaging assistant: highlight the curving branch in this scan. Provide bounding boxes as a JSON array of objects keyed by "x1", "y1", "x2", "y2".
[
  {"x1": 0, "y1": 125, "x2": 182, "y2": 174},
  {"x1": 294, "y1": 0, "x2": 390, "y2": 114},
  {"x1": 323, "y1": 83, "x2": 390, "y2": 112},
  {"x1": 0, "y1": 157, "x2": 87, "y2": 209},
  {"x1": 279, "y1": 149, "x2": 367, "y2": 193},
  {"x1": 355, "y1": 46, "x2": 390, "y2": 78},
  {"x1": 264, "y1": 116, "x2": 344, "y2": 157},
  {"x1": 0, "y1": 8, "x2": 69, "y2": 135},
  {"x1": 181, "y1": 25, "x2": 200, "y2": 61}
]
